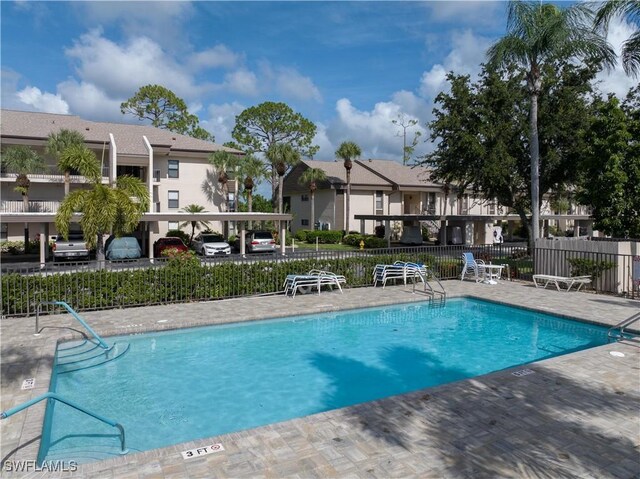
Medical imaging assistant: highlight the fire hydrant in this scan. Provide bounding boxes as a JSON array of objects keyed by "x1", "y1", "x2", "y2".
[{"x1": 359, "y1": 240, "x2": 365, "y2": 250}]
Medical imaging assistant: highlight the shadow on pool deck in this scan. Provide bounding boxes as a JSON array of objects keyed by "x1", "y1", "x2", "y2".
[{"x1": 331, "y1": 354, "x2": 640, "y2": 478}]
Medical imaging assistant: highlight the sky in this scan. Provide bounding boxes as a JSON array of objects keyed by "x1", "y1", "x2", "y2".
[{"x1": 2, "y1": 0, "x2": 638, "y2": 165}]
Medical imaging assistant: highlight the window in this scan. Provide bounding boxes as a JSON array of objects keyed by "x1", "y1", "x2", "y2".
[
  {"x1": 375, "y1": 191, "x2": 383, "y2": 215},
  {"x1": 168, "y1": 190, "x2": 179, "y2": 209},
  {"x1": 301, "y1": 219, "x2": 309, "y2": 226},
  {"x1": 426, "y1": 192, "x2": 436, "y2": 214},
  {"x1": 168, "y1": 160, "x2": 179, "y2": 178},
  {"x1": 301, "y1": 194, "x2": 309, "y2": 202},
  {"x1": 0, "y1": 223, "x2": 7, "y2": 241},
  {"x1": 168, "y1": 221, "x2": 179, "y2": 231},
  {"x1": 488, "y1": 201, "x2": 496, "y2": 215}
]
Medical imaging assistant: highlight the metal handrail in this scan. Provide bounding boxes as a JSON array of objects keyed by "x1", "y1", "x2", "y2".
[
  {"x1": 608, "y1": 312, "x2": 640, "y2": 340},
  {"x1": 1, "y1": 392, "x2": 128, "y2": 455},
  {"x1": 412, "y1": 268, "x2": 446, "y2": 298},
  {"x1": 36, "y1": 301, "x2": 110, "y2": 350}
]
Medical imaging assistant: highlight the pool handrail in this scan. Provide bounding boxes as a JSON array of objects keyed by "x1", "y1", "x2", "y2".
[
  {"x1": 608, "y1": 311, "x2": 640, "y2": 340},
  {"x1": 0, "y1": 391, "x2": 128, "y2": 455},
  {"x1": 412, "y1": 268, "x2": 446, "y2": 298},
  {"x1": 36, "y1": 301, "x2": 110, "y2": 350}
]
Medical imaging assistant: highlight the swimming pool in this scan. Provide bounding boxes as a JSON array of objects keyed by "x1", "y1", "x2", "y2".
[{"x1": 39, "y1": 298, "x2": 608, "y2": 464}]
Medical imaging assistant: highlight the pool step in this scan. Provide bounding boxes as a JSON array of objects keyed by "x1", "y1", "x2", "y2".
[{"x1": 57, "y1": 342, "x2": 130, "y2": 374}]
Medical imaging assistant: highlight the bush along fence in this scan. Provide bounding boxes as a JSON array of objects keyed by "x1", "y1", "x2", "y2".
[{"x1": 2, "y1": 242, "x2": 637, "y2": 317}]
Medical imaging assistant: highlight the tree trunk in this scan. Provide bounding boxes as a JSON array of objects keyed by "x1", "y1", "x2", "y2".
[
  {"x1": 345, "y1": 170, "x2": 351, "y2": 233},
  {"x1": 529, "y1": 88, "x2": 541, "y2": 245},
  {"x1": 64, "y1": 170, "x2": 70, "y2": 196},
  {"x1": 271, "y1": 169, "x2": 278, "y2": 210},
  {"x1": 248, "y1": 189, "x2": 253, "y2": 230},
  {"x1": 310, "y1": 190, "x2": 315, "y2": 230},
  {"x1": 96, "y1": 233, "x2": 106, "y2": 262},
  {"x1": 23, "y1": 192, "x2": 30, "y2": 254},
  {"x1": 278, "y1": 175, "x2": 284, "y2": 214}
]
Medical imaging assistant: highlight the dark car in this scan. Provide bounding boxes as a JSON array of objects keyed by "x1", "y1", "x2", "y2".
[
  {"x1": 234, "y1": 230, "x2": 276, "y2": 253},
  {"x1": 105, "y1": 236, "x2": 142, "y2": 260},
  {"x1": 153, "y1": 237, "x2": 188, "y2": 257}
]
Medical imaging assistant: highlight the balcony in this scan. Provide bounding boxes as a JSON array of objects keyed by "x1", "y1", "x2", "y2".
[
  {"x1": 1, "y1": 165, "x2": 111, "y2": 184},
  {"x1": 1, "y1": 200, "x2": 61, "y2": 213}
]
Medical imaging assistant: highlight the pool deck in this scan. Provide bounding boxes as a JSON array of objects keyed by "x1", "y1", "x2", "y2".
[{"x1": 1, "y1": 280, "x2": 639, "y2": 478}]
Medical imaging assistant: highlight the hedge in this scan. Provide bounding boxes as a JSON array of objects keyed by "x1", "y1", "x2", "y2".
[{"x1": 1, "y1": 251, "x2": 464, "y2": 317}]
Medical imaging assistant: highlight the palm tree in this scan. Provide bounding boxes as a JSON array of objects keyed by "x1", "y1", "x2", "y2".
[
  {"x1": 180, "y1": 204, "x2": 211, "y2": 244},
  {"x1": 208, "y1": 150, "x2": 240, "y2": 212},
  {"x1": 266, "y1": 143, "x2": 301, "y2": 213},
  {"x1": 335, "y1": 141, "x2": 361, "y2": 233},
  {"x1": 56, "y1": 147, "x2": 149, "y2": 261},
  {"x1": 46, "y1": 129, "x2": 86, "y2": 196},
  {"x1": 1, "y1": 145, "x2": 47, "y2": 253},
  {"x1": 488, "y1": 1, "x2": 615, "y2": 244},
  {"x1": 595, "y1": 0, "x2": 640, "y2": 77},
  {"x1": 298, "y1": 167, "x2": 327, "y2": 231},
  {"x1": 238, "y1": 154, "x2": 267, "y2": 229}
]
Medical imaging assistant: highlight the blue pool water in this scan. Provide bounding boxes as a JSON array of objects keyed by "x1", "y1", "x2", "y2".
[{"x1": 40, "y1": 298, "x2": 608, "y2": 464}]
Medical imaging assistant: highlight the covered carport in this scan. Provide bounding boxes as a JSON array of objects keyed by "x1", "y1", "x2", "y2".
[{"x1": 1, "y1": 212, "x2": 292, "y2": 265}]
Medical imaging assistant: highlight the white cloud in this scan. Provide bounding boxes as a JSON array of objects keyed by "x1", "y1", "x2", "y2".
[
  {"x1": 56, "y1": 80, "x2": 122, "y2": 122},
  {"x1": 65, "y1": 29, "x2": 203, "y2": 100},
  {"x1": 419, "y1": 29, "x2": 493, "y2": 99},
  {"x1": 204, "y1": 102, "x2": 247, "y2": 146},
  {"x1": 223, "y1": 69, "x2": 259, "y2": 97},
  {"x1": 16, "y1": 86, "x2": 69, "y2": 114},
  {"x1": 325, "y1": 98, "x2": 428, "y2": 161},
  {"x1": 274, "y1": 67, "x2": 322, "y2": 103},
  {"x1": 595, "y1": 17, "x2": 639, "y2": 99},
  {"x1": 311, "y1": 122, "x2": 335, "y2": 159},
  {"x1": 74, "y1": 2, "x2": 195, "y2": 49},
  {"x1": 188, "y1": 45, "x2": 241, "y2": 71}
]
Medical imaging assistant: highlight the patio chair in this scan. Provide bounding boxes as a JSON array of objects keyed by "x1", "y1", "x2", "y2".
[
  {"x1": 373, "y1": 261, "x2": 427, "y2": 288},
  {"x1": 460, "y1": 252, "x2": 485, "y2": 281},
  {"x1": 532, "y1": 274, "x2": 592, "y2": 292},
  {"x1": 284, "y1": 270, "x2": 345, "y2": 297}
]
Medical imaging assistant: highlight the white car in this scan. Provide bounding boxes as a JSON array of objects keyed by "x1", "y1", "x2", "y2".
[{"x1": 192, "y1": 233, "x2": 231, "y2": 256}]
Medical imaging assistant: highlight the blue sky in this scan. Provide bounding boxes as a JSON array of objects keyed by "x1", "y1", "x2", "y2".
[{"x1": 2, "y1": 1, "x2": 637, "y2": 163}]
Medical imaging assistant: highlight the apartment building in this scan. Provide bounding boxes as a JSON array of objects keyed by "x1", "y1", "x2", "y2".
[
  {"x1": 0, "y1": 109, "x2": 241, "y2": 244},
  {"x1": 283, "y1": 159, "x2": 594, "y2": 245}
]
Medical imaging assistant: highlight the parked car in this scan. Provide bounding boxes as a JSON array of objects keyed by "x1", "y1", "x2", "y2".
[
  {"x1": 192, "y1": 233, "x2": 231, "y2": 256},
  {"x1": 234, "y1": 230, "x2": 277, "y2": 253},
  {"x1": 154, "y1": 237, "x2": 188, "y2": 257},
  {"x1": 52, "y1": 232, "x2": 90, "y2": 262},
  {"x1": 105, "y1": 235, "x2": 142, "y2": 260}
]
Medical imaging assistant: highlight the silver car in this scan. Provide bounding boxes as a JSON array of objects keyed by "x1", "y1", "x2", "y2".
[
  {"x1": 192, "y1": 233, "x2": 231, "y2": 256},
  {"x1": 235, "y1": 230, "x2": 276, "y2": 253}
]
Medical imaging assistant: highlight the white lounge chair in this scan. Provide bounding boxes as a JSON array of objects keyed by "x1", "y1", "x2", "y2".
[
  {"x1": 373, "y1": 261, "x2": 427, "y2": 288},
  {"x1": 284, "y1": 270, "x2": 345, "y2": 297},
  {"x1": 532, "y1": 274, "x2": 591, "y2": 292},
  {"x1": 460, "y1": 252, "x2": 485, "y2": 281}
]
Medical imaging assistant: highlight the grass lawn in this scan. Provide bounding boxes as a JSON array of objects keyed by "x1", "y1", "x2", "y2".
[{"x1": 289, "y1": 242, "x2": 359, "y2": 251}]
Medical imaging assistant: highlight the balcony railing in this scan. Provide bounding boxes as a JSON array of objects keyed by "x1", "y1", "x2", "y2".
[
  {"x1": 1, "y1": 200, "x2": 61, "y2": 213},
  {"x1": 1, "y1": 165, "x2": 111, "y2": 183}
]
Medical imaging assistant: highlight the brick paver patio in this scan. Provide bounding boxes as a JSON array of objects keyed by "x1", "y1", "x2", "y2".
[{"x1": 1, "y1": 280, "x2": 639, "y2": 478}]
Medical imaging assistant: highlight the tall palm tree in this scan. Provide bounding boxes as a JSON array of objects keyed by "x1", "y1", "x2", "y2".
[
  {"x1": 238, "y1": 154, "x2": 267, "y2": 228},
  {"x1": 298, "y1": 167, "x2": 327, "y2": 231},
  {"x1": 56, "y1": 147, "x2": 149, "y2": 261},
  {"x1": 46, "y1": 129, "x2": 86, "y2": 196},
  {"x1": 488, "y1": 1, "x2": 615, "y2": 244},
  {"x1": 266, "y1": 143, "x2": 301, "y2": 213},
  {"x1": 335, "y1": 141, "x2": 361, "y2": 233},
  {"x1": 180, "y1": 204, "x2": 211, "y2": 244},
  {"x1": 208, "y1": 150, "x2": 240, "y2": 212},
  {"x1": 595, "y1": 0, "x2": 640, "y2": 77},
  {"x1": 1, "y1": 145, "x2": 47, "y2": 252}
]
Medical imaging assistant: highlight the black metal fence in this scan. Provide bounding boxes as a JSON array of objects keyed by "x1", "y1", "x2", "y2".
[{"x1": 1, "y1": 242, "x2": 637, "y2": 317}]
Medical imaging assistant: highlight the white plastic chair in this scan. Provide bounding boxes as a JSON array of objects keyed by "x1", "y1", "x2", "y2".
[{"x1": 460, "y1": 252, "x2": 485, "y2": 281}]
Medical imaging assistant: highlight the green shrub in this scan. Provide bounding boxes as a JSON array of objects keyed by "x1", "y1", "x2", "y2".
[
  {"x1": 364, "y1": 236, "x2": 387, "y2": 248},
  {"x1": 295, "y1": 230, "x2": 312, "y2": 242},
  {"x1": 567, "y1": 258, "x2": 616, "y2": 279},
  {"x1": 166, "y1": 229, "x2": 190, "y2": 245},
  {"x1": 342, "y1": 234, "x2": 364, "y2": 247},
  {"x1": 305, "y1": 230, "x2": 343, "y2": 244}
]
